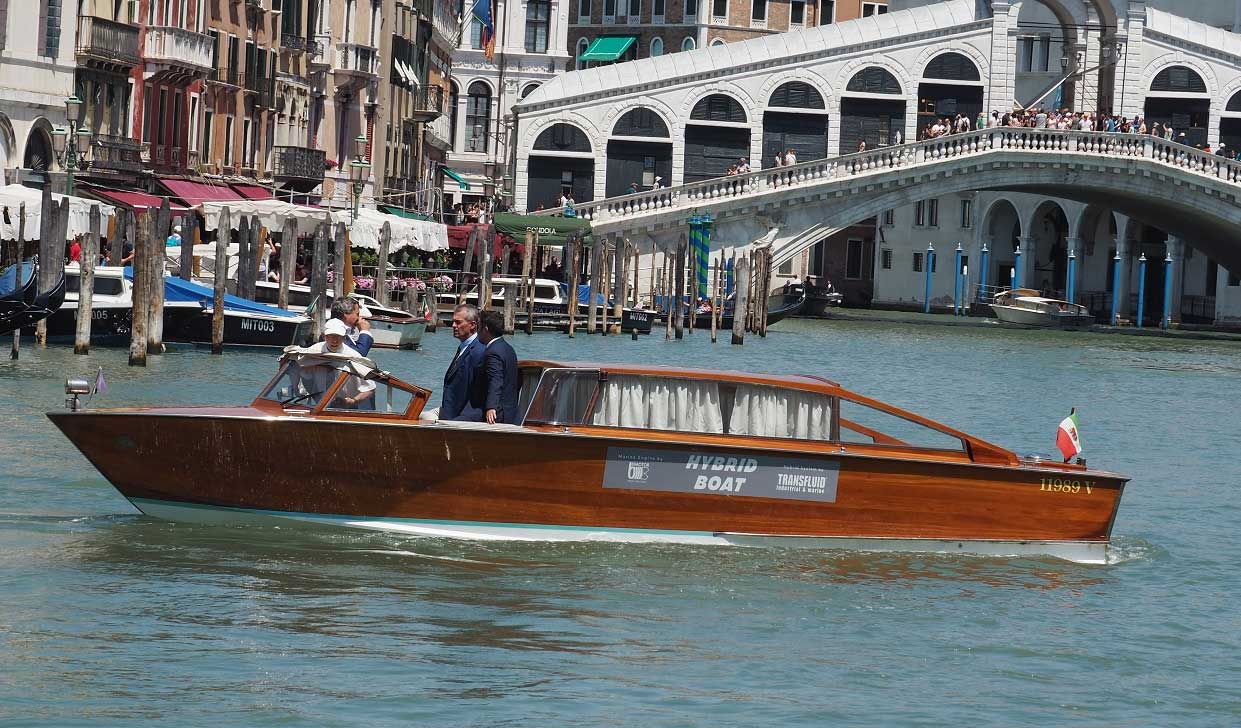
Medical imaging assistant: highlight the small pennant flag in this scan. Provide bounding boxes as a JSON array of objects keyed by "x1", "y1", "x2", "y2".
[
  {"x1": 93, "y1": 366, "x2": 107, "y2": 395},
  {"x1": 1056, "y1": 408, "x2": 1082, "y2": 463}
]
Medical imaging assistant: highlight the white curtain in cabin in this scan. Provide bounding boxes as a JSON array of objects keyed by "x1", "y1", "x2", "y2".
[
  {"x1": 591, "y1": 375, "x2": 724, "y2": 434},
  {"x1": 729, "y1": 385, "x2": 832, "y2": 440}
]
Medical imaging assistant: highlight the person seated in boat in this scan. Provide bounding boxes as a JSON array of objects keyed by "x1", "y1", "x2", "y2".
[
  {"x1": 695, "y1": 297, "x2": 712, "y2": 314},
  {"x1": 306, "y1": 319, "x2": 375, "y2": 410},
  {"x1": 329, "y1": 296, "x2": 373, "y2": 356}
]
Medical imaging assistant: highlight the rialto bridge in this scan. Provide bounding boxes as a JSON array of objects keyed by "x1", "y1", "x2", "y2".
[{"x1": 508, "y1": 0, "x2": 1241, "y2": 322}]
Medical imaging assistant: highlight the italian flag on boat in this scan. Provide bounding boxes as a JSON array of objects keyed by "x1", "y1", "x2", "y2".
[{"x1": 1057, "y1": 409, "x2": 1082, "y2": 462}]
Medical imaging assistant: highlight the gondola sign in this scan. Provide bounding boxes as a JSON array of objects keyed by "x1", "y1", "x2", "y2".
[{"x1": 602, "y1": 447, "x2": 839, "y2": 503}]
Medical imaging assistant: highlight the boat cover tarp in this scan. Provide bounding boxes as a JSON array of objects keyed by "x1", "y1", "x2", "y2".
[
  {"x1": 0, "y1": 184, "x2": 116, "y2": 240},
  {"x1": 492, "y1": 212, "x2": 590, "y2": 246},
  {"x1": 570, "y1": 283, "x2": 608, "y2": 306},
  {"x1": 280, "y1": 346, "x2": 383, "y2": 379},
  {"x1": 124, "y1": 268, "x2": 301, "y2": 318},
  {"x1": 0, "y1": 261, "x2": 34, "y2": 296}
]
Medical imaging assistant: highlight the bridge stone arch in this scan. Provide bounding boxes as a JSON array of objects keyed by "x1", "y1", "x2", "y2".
[
  {"x1": 1217, "y1": 77, "x2": 1241, "y2": 152},
  {"x1": 914, "y1": 46, "x2": 990, "y2": 84},
  {"x1": 757, "y1": 69, "x2": 835, "y2": 109},
  {"x1": 761, "y1": 75, "x2": 833, "y2": 170},
  {"x1": 517, "y1": 113, "x2": 602, "y2": 210},
  {"x1": 681, "y1": 88, "x2": 755, "y2": 185},
  {"x1": 678, "y1": 83, "x2": 757, "y2": 128},
  {"x1": 1141, "y1": 55, "x2": 1218, "y2": 148},
  {"x1": 605, "y1": 106, "x2": 676, "y2": 197},
  {"x1": 837, "y1": 58, "x2": 911, "y2": 154}
]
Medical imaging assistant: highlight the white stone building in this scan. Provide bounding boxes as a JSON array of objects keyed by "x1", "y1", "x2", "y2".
[
  {"x1": 513, "y1": 0, "x2": 1241, "y2": 326},
  {"x1": 445, "y1": 0, "x2": 573, "y2": 212},
  {"x1": 0, "y1": 1, "x2": 81, "y2": 188}
]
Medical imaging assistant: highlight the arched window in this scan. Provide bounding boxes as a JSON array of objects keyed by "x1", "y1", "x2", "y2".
[
  {"x1": 533, "y1": 123, "x2": 593, "y2": 153},
  {"x1": 650, "y1": 37, "x2": 663, "y2": 57},
  {"x1": 449, "y1": 83, "x2": 459, "y2": 148},
  {"x1": 613, "y1": 108, "x2": 670, "y2": 137},
  {"x1": 846, "y1": 67, "x2": 901, "y2": 94},
  {"x1": 923, "y1": 52, "x2": 981, "y2": 82},
  {"x1": 690, "y1": 94, "x2": 746, "y2": 123},
  {"x1": 710, "y1": 38, "x2": 725, "y2": 47},
  {"x1": 576, "y1": 37, "x2": 589, "y2": 68},
  {"x1": 769, "y1": 81, "x2": 825, "y2": 109},
  {"x1": 520, "y1": 83, "x2": 541, "y2": 99},
  {"x1": 1151, "y1": 66, "x2": 1207, "y2": 93},
  {"x1": 465, "y1": 81, "x2": 491, "y2": 153},
  {"x1": 681, "y1": 36, "x2": 695, "y2": 52},
  {"x1": 525, "y1": 0, "x2": 550, "y2": 53},
  {"x1": 1228, "y1": 91, "x2": 1241, "y2": 113}
]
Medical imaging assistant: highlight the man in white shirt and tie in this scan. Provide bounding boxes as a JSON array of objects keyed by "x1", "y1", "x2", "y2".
[{"x1": 441, "y1": 304, "x2": 484, "y2": 420}]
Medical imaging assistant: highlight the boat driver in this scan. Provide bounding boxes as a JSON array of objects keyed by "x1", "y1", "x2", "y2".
[{"x1": 307, "y1": 319, "x2": 376, "y2": 409}]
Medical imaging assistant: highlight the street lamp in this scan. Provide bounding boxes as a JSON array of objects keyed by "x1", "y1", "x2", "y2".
[
  {"x1": 52, "y1": 95, "x2": 92, "y2": 196},
  {"x1": 349, "y1": 134, "x2": 370, "y2": 223}
]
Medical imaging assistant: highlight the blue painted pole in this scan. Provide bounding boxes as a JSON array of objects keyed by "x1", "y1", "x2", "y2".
[
  {"x1": 1136, "y1": 253, "x2": 1147, "y2": 329},
  {"x1": 924, "y1": 243, "x2": 935, "y2": 314},
  {"x1": 1013, "y1": 244, "x2": 1023, "y2": 290},
  {"x1": 1110, "y1": 250, "x2": 1122, "y2": 325},
  {"x1": 1161, "y1": 251, "x2": 1173, "y2": 330},
  {"x1": 977, "y1": 244, "x2": 989, "y2": 302},
  {"x1": 1066, "y1": 248, "x2": 1077, "y2": 303},
  {"x1": 953, "y1": 244, "x2": 963, "y2": 316}
]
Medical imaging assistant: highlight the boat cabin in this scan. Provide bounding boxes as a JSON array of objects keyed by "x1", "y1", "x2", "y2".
[{"x1": 516, "y1": 362, "x2": 1018, "y2": 465}]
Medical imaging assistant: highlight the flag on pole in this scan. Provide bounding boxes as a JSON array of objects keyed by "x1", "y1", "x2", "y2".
[
  {"x1": 470, "y1": 0, "x2": 496, "y2": 62},
  {"x1": 1056, "y1": 408, "x2": 1082, "y2": 462}
]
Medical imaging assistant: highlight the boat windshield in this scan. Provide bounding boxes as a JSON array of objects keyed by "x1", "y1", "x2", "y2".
[{"x1": 259, "y1": 359, "x2": 346, "y2": 408}]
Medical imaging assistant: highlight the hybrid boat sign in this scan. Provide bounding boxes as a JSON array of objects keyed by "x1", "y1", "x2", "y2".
[{"x1": 602, "y1": 447, "x2": 840, "y2": 502}]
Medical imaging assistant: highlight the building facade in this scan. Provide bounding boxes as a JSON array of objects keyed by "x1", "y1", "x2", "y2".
[
  {"x1": 446, "y1": 0, "x2": 574, "y2": 212},
  {"x1": 202, "y1": 0, "x2": 278, "y2": 181},
  {"x1": 1, "y1": 1, "x2": 84, "y2": 189}
]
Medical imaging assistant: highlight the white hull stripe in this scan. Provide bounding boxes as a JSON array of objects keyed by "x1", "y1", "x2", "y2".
[{"x1": 127, "y1": 498, "x2": 1110, "y2": 564}]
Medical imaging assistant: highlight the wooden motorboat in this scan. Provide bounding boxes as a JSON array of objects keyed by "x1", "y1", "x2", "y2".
[
  {"x1": 803, "y1": 283, "x2": 845, "y2": 317},
  {"x1": 991, "y1": 288, "x2": 1095, "y2": 328},
  {"x1": 684, "y1": 289, "x2": 806, "y2": 329},
  {"x1": 50, "y1": 356, "x2": 1129, "y2": 563},
  {"x1": 252, "y1": 281, "x2": 426, "y2": 350}
]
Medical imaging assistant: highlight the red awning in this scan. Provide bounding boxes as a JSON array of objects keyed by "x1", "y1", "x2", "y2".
[
  {"x1": 447, "y1": 224, "x2": 521, "y2": 257},
  {"x1": 159, "y1": 179, "x2": 245, "y2": 206},
  {"x1": 82, "y1": 187, "x2": 190, "y2": 213},
  {"x1": 231, "y1": 183, "x2": 274, "y2": 200}
]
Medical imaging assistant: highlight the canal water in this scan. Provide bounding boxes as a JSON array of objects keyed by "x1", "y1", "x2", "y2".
[{"x1": 2, "y1": 320, "x2": 1239, "y2": 725}]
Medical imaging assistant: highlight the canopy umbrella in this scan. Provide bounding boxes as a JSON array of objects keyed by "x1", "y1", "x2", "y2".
[
  {"x1": 0, "y1": 184, "x2": 116, "y2": 241},
  {"x1": 198, "y1": 199, "x2": 329, "y2": 233},
  {"x1": 349, "y1": 208, "x2": 448, "y2": 253}
]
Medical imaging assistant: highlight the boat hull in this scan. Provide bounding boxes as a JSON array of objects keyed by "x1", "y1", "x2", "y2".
[
  {"x1": 50, "y1": 411, "x2": 1126, "y2": 562},
  {"x1": 992, "y1": 305, "x2": 1095, "y2": 328},
  {"x1": 366, "y1": 317, "x2": 425, "y2": 350}
]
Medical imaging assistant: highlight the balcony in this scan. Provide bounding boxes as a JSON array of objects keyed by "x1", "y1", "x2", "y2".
[
  {"x1": 335, "y1": 42, "x2": 380, "y2": 81},
  {"x1": 308, "y1": 34, "x2": 333, "y2": 70},
  {"x1": 273, "y1": 145, "x2": 326, "y2": 184},
  {"x1": 281, "y1": 33, "x2": 306, "y2": 52},
  {"x1": 91, "y1": 134, "x2": 143, "y2": 173},
  {"x1": 425, "y1": 112, "x2": 452, "y2": 151},
  {"x1": 76, "y1": 16, "x2": 140, "y2": 68},
  {"x1": 409, "y1": 84, "x2": 444, "y2": 123},
  {"x1": 143, "y1": 26, "x2": 214, "y2": 78}
]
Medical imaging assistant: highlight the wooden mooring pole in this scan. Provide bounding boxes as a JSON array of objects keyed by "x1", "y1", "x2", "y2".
[
  {"x1": 521, "y1": 230, "x2": 534, "y2": 335},
  {"x1": 600, "y1": 239, "x2": 611, "y2": 336},
  {"x1": 310, "y1": 219, "x2": 330, "y2": 341},
  {"x1": 332, "y1": 222, "x2": 347, "y2": 299},
  {"x1": 179, "y1": 212, "x2": 195, "y2": 281},
  {"x1": 9, "y1": 203, "x2": 26, "y2": 359},
  {"x1": 673, "y1": 234, "x2": 687, "y2": 340},
  {"x1": 211, "y1": 207, "x2": 231, "y2": 354},
  {"x1": 74, "y1": 205, "x2": 102, "y2": 354},
  {"x1": 586, "y1": 240, "x2": 599, "y2": 334},
  {"x1": 611, "y1": 237, "x2": 627, "y2": 335},
  {"x1": 732, "y1": 255, "x2": 749, "y2": 345},
  {"x1": 129, "y1": 212, "x2": 151, "y2": 365},
  {"x1": 567, "y1": 237, "x2": 579, "y2": 337},
  {"x1": 278, "y1": 217, "x2": 295, "y2": 309},
  {"x1": 376, "y1": 221, "x2": 391, "y2": 307},
  {"x1": 148, "y1": 199, "x2": 170, "y2": 354}
]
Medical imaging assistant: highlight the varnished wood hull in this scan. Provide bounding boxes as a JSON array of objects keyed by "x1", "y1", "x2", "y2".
[{"x1": 49, "y1": 409, "x2": 1127, "y2": 561}]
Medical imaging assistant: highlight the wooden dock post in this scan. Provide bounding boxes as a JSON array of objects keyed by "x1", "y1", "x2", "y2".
[
  {"x1": 710, "y1": 258, "x2": 719, "y2": 344},
  {"x1": 211, "y1": 208, "x2": 231, "y2": 354},
  {"x1": 332, "y1": 222, "x2": 347, "y2": 298},
  {"x1": 278, "y1": 217, "x2": 296, "y2": 309},
  {"x1": 34, "y1": 187, "x2": 55, "y2": 346},
  {"x1": 459, "y1": 226, "x2": 477, "y2": 306},
  {"x1": 758, "y1": 247, "x2": 771, "y2": 338},
  {"x1": 235, "y1": 215, "x2": 251, "y2": 299},
  {"x1": 521, "y1": 230, "x2": 534, "y2": 335},
  {"x1": 500, "y1": 243, "x2": 511, "y2": 277},
  {"x1": 611, "y1": 237, "x2": 627, "y2": 335},
  {"x1": 8, "y1": 203, "x2": 23, "y2": 359},
  {"x1": 600, "y1": 240, "x2": 611, "y2": 336},
  {"x1": 502, "y1": 284, "x2": 516, "y2": 334},
  {"x1": 687, "y1": 234, "x2": 697, "y2": 336},
  {"x1": 673, "y1": 234, "x2": 687, "y2": 340},
  {"x1": 567, "y1": 237, "x2": 579, "y2": 337},
  {"x1": 310, "y1": 220, "x2": 330, "y2": 341},
  {"x1": 480, "y1": 227, "x2": 494, "y2": 310},
  {"x1": 179, "y1": 213, "x2": 195, "y2": 281},
  {"x1": 129, "y1": 212, "x2": 151, "y2": 365},
  {"x1": 376, "y1": 221, "x2": 391, "y2": 307},
  {"x1": 732, "y1": 255, "x2": 749, "y2": 345},
  {"x1": 664, "y1": 256, "x2": 674, "y2": 340},
  {"x1": 586, "y1": 240, "x2": 601, "y2": 334},
  {"x1": 147, "y1": 199, "x2": 169, "y2": 354},
  {"x1": 74, "y1": 206, "x2": 102, "y2": 354}
]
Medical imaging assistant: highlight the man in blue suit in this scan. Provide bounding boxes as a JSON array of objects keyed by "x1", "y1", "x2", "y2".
[
  {"x1": 471, "y1": 310, "x2": 521, "y2": 424},
  {"x1": 440, "y1": 304, "x2": 484, "y2": 421}
]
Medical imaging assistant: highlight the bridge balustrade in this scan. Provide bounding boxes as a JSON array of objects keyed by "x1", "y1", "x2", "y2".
[{"x1": 535, "y1": 128, "x2": 1241, "y2": 226}]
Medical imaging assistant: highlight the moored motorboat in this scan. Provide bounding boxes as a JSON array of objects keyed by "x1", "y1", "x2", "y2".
[
  {"x1": 50, "y1": 356, "x2": 1129, "y2": 563},
  {"x1": 991, "y1": 288, "x2": 1095, "y2": 328},
  {"x1": 252, "y1": 281, "x2": 426, "y2": 349}
]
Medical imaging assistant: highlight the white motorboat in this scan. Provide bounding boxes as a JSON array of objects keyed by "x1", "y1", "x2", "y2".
[
  {"x1": 252, "y1": 281, "x2": 426, "y2": 350},
  {"x1": 435, "y1": 276, "x2": 571, "y2": 323},
  {"x1": 990, "y1": 288, "x2": 1095, "y2": 328}
]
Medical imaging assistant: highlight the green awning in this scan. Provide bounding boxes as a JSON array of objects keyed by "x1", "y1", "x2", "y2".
[
  {"x1": 578, "y1": 36, "x2": 637, "y2": 62},
  {"x1": 442, "y1": 167, "x2": 470, "y2": 190},
  {"x1": 493, "y1": 212, "x2": 592, "y2": 246}
]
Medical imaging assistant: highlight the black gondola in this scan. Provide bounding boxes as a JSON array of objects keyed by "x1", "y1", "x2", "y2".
[{"x1": 0, "y1": 260, "x2": 40, "y2": 334}]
